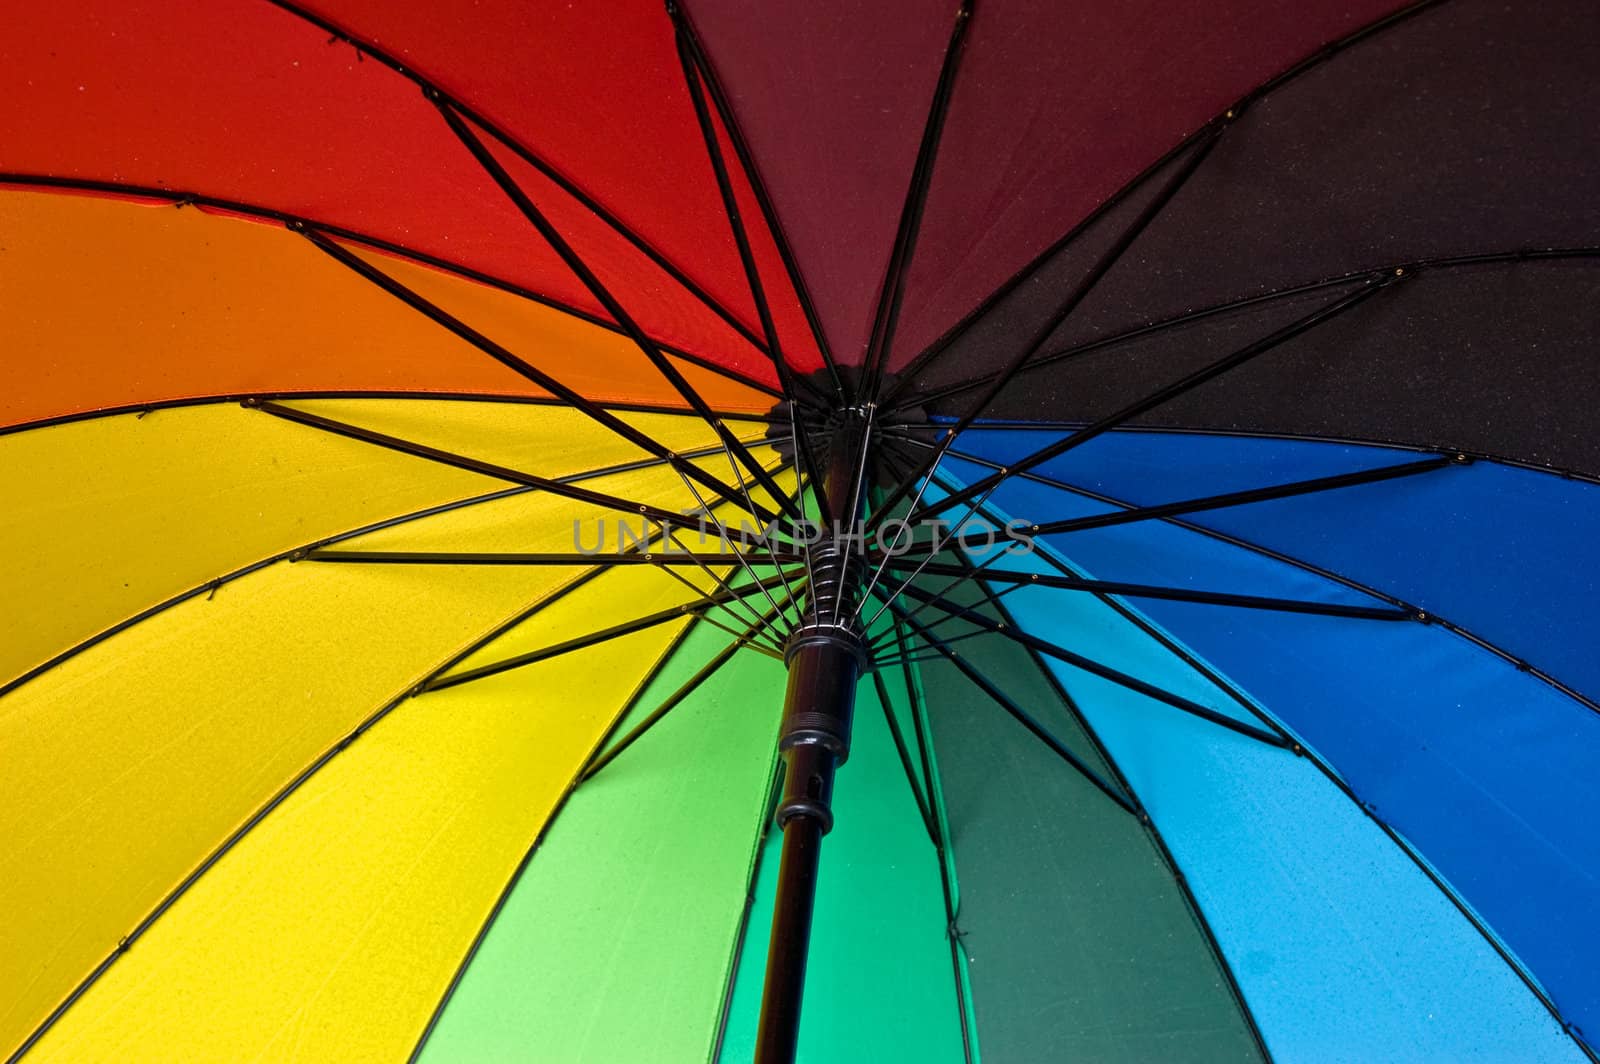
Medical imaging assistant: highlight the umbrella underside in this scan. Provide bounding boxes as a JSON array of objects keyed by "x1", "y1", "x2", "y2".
[{"x1": 2, "y1": 0, "x2": 1597, "y2": 1061}]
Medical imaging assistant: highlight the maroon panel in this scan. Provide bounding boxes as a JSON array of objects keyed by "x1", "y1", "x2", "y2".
[
  {"x1": 687, "y1": 0, "x2": 956, "y2": 367},
  {"x1": 886, "y1": 0, "x2": 1408, "y2": 370}
]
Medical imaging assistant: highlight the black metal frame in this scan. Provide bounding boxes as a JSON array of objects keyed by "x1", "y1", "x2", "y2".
[{"x1": 14, "y1": 0, "x2": 1596, "y2": 1058}]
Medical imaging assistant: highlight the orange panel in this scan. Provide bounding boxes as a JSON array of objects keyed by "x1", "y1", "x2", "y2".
[{"x1": 0, "y1": 189, "x2": 772, "y2": 428}]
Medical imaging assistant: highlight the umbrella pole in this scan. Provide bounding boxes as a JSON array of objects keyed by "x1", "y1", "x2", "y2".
[{"x1": 754, "y1": 412, "x2": 870, "y2": 1063}]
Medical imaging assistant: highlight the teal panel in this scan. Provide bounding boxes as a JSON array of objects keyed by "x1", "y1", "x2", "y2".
[
  {"x1": 719, "y1": 667, "x2": 965, "y2": 1063},
  {"x1": 914, "y1": 585, "x2": 1263, "y2": 1064},
  {"x1": 994, "y1": 549, "x2": 1587, "y2": 1063},
  {"x1": 417, "y1": 623, "x2": 785, "y2": 1063}
]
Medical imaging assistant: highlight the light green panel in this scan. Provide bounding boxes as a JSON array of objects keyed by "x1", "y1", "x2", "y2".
[
  {"x1": 718, "y1": 672, "x2": 966, "y2": 1063},
  {"x1": 416, "y1": 622, "x2": 786, "y2": 1063}
]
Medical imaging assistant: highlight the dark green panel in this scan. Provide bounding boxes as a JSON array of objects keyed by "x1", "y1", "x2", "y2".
[{"x1": 917, "y1": 622, "x2": 1264, "y2": 1063}]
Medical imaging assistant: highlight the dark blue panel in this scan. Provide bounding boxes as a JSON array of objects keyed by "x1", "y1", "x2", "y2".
[
  {"x1": 953, "y1": 428, "x2": 1600, "y2": 705},
  {"x1": 972, "y1": 461, "x2": 1600, "y2": 1046}
]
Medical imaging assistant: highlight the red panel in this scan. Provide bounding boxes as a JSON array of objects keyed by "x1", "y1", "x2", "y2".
[
  {"x1": 0, "y1": 0, "x2": 769, "y2": 382},
  {"x1": 296, "y1": 0, "x2": 767, "y2": 362}
]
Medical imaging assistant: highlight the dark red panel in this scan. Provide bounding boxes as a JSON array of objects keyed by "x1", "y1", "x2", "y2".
[
  {"x1": 687, "y1": 0, "x2": 955, "y2": 367},
  {"x1": 885, "y1": 0, "x2": 1408, "y2": 369}
]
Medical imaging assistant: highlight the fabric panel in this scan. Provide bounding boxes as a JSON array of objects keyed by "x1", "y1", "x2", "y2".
[{"x1": 419, "y1": 618, "x2": 785, "y2": 1063}]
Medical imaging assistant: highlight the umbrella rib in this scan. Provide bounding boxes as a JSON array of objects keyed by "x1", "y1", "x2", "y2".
[
  {"x1": 886, "y1": 615, "x2": 978, "y2": 1064},
  {"x1": 303, "y1": 550, "x2": 799, "y2": 567},
  {"x1": 857, "y1": 0, "x2": 976, "y2": 403},
  {"x1": 259, "y1": 0, "x2": 789, "y2": 370},
  {"x1": 0, "y1": 171, "x2": 786, "y2": 405},
  {"x1": 424, "y1": 569, "x2": 801, "y2": 693},
  {"x1": 970, "y1": 463, "x2": 1600, "y2": 719},
  {"x1": 670, "y1": 26, "x2": 834, "y2": 409},
  {"x1": 670, "y1": 7, "x2": 849, "y2": 400},
  {"x1": 881, "y1": 597, "x2": 1138, "y2": 815},
  {"x1": 406, "y1": 607, "x2": 709, "y2": 1064},
  {"x1": 949, "y1": 511, "x2": 1596, "y2": 1060},
  {"x1": 668, "y1": 468, "x2": 797, "y2": 629},
  {"x1": 884, "y1": 561, "x2": 1415, "y2": 621},
  {"x1": 869, "y1": 121, "x2": 1228, "y2": 525},
  {"x1": 294, "y1": 227, "x2": 779, "y2": 526},
  {"x1": 658, "y1": 526, "x2": 787, "y2": 644},
  {"x1": 913, "y1": 275, "x2": 1402, "y2": 523},
  {"x1": 938, "y1": 548, "x2": 1279, "y2": 1062},
  {"x1": 0, "y1": 431, "x2": 755, "y2": 701},
  {"x1": 893, "y1": 581, "x2": 1290, "y2": 748},
  {"x1": 581, "y1": 600, "x2": 783, "y2": 783},
  {"x1": 868, "y1": 569, "x2": 1031, "y2": 650},
  {"x1": 887, "y1": 431, "x2": 1457, "y2": 536},
  {"x1": 683, "y1": 608, "x2": 789, "y2": 662},
  {"x1": 4, "y1": 546, "x2": 674, "y2": 1062},
  {"x1": 878, "y1": 0, "x2": 1450, "y2": 409},
  {"x1": 1027, "y1": 454, "x2": 1457, "y2": 535},
  {"x1": 886, "y1": 246, "x2": 1600, "y2": 412},
  {"x1": 427, "y1": 97, "x2": 803, "y2": 526},
  {"x1": 711, "y1": 432, "x2": 807, "y2": 624},
  {"x1": 869, "y1": 667, "x2": 939, "y2": 847},
  {"x1": 253, "y1": 399, "x2": 707, "y2": 528}
]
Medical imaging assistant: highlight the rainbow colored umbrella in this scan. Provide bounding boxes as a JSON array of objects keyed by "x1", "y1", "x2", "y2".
[{"x1": 3, "y1": 1, "x2": 1597, "y2": 1061}]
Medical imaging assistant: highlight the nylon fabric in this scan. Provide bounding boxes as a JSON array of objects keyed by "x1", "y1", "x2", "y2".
[
  {"x1": 959, "y1": 446, "x2": 1600, "y2": 1047},
  {"x1": 0, "y1": 461, "x2": 730, "y2": 1058},
  {"x1": 886, "y1": 0, "x2": 1404, "y2": 367},
  {"x1": 992, "y1": 560, "x2": 1588, "y2": 1062},
  {"x1": 0, "y1": 400, "x2": 736, "y2": 688},
  {"x1": 964, "y1": 430, "x2": 1600, "y2": 706},
  {"x1": 417, "y1": 618, "x2": 785, "y2": 1063},
  {"x1": 24, "y1": 576, "x2": 689, "y2": 1062},
  {"x1": 685, "y1": 0, "x2": 952, "y2": 366},
  {"x1": 0, "y1": 0, "x2": 779, "y2": 373},
  {"x1": 0, "y1": 190, "x2": 770, "y2": 429},
  {"x1": 910, "y1": 588, "x2": 1263, "y2": 1063},
  {"x1": 951, "y1": 470, "x2": 1596, "y2": 1059}
]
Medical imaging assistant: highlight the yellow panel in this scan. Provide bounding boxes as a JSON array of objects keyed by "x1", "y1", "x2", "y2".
[
  {"x1": 317, "y1": 457, "x2": 794, "y2": 676},
  {"x1": 0, "y1": 473, "x2": 718, "y2": 1058},
  {"x1": 25, "y1": 570, "x2": 691, "y2": 1062},
  {"x1": 0, "y1": 400, "x2": 723, "y2": 687},
  {"x1": 277, "y1": 397, "x2": 771, "y2": 478}
]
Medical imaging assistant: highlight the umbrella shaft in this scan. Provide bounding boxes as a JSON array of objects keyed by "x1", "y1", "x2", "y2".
[
  {"x1": 755, "y1": 815, "x2": 821, "y2": 1062},
  {"x1": 755, "y1": 409, "x2": 872, "y2": 1061}
]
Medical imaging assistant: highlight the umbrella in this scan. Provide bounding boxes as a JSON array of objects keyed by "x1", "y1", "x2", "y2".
[{"x1": 2, "y1": 0, "x2": 1596, "y2": 1061}]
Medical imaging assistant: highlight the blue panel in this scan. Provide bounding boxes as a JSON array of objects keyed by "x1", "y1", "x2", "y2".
[
  {"x1": 987, "y1": 550, "x2": 1586, "y2": 1062},
  {"x1": 967, "y1": 467, "x2": 1600, "y2": 1051},
  {"x1": 952, "y1": 427, "x2": 1600, "y2": 705}
]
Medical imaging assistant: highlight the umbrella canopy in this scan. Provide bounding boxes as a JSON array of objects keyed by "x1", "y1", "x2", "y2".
[{"x1": 3, "y1": 1, "x2": 1597, "y2": 1062}]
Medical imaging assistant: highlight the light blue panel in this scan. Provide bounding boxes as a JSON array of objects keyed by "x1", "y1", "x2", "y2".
[
  {"x1": 985, "y1": 545, "x2": 1585, "y2": 1061},
  {"x1": 971, "y1": 458, "x2": 1600, "y2": 1045}
]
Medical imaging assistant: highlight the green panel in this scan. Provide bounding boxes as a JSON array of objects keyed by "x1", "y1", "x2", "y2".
[
  {"x1": 417, "y1": 622, "x2": 786, "y2": 1063},
  {"x1": 718, "y1": 670, "x2": 966, "y2": 1063},
  {"x1": 918, "y1": 614, "x2": 1264, "y2": 1064}
]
